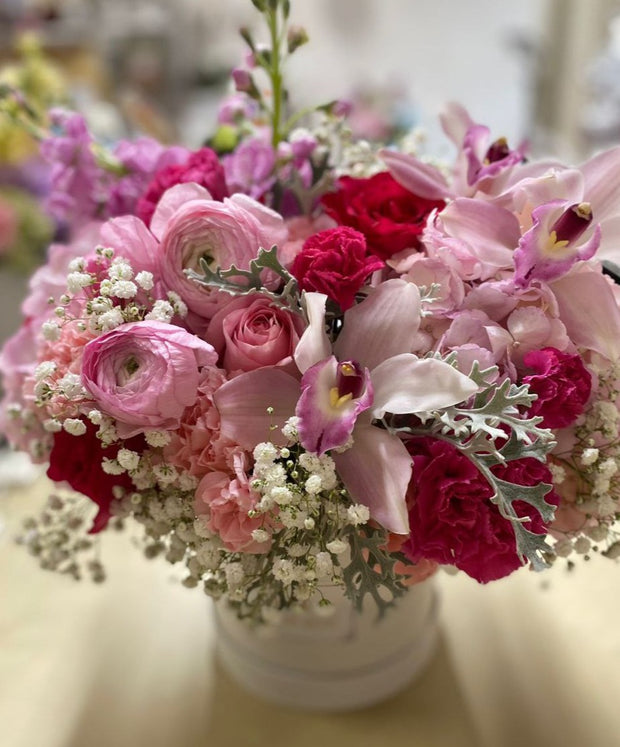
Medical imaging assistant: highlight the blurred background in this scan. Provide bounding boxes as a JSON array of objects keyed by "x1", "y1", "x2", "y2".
[{"x1": 1, "y1": 0, "x2": 620, "y2": 344}]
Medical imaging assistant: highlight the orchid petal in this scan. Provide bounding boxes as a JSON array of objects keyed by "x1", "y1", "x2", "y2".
[
  {"x1": 214, "y1": 368, "x2": 300, "y2": 449},
  {"x1": 439, "y1": 198, "x2": 520, "y2": 268},
  {"x1": 335, "y1": 279, "x2": 421, "y2": 370},
  {"x1": 380, "y1": 149, "x2": 452, "y2": 201},
  {"x1": 439, "y1": 102, "x2": 475, "y2": 146},
  {"x1": 596, "y1": 216, "x2": 620, "y2": 262},
  {"x1": 150, "y1": 184, "x2": 213, "y2": 240},
  {"x1": 294, "y1": 292, "x2": 331, "y2": 374},
  {"x1": 551, "y1": 268, "x2": 620, "y2": 360},
  {"x1": 333, "y1": 425, "x2": 411, "y2": 534},
  {"x1": 581, "y1": 145, "x2": 620, "y2": 223},
  {"x1": 370, "y1": 354, "x2": 478, "y2": 418},
  {"x1": 296, "y1": 357, "x2": 373, "y2": 455}
]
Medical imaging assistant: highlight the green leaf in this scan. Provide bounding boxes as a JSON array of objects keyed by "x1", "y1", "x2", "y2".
[{"x1": 341, "y1": 525, "x2": 408, "y2": 618}]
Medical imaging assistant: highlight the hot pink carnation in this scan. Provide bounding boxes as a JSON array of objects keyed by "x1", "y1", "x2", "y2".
[
  {"x1": 402, "y1": 438, "x2": 558, "y2": 583},
  {"x1": 81, "y1": 321, "x2": 217, "y2": 438},
  {"x1": 136, "y1": 147, "x2": 228, "y2": 227},
  {"x1": 206, "y1": 294, "x2": 305, "y2": 375},
  {"x1": 195, "y1": 455, "x2": 271, "y2": 553},
  {"x1": 290, "y1": 226, "x2": 384, "y2": 311},
  {"x1": 522, "y1": 347, "x2": 592, "y2": 428}
]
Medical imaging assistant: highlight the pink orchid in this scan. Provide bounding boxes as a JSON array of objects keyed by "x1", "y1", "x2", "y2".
[{"x1": 214, "y1": 280, "x2": 478, "y2": 534}]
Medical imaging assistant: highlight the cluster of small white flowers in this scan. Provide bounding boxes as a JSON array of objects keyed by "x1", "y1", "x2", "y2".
[
  {"x1": 309, "y1": 114, "x2": 383, "y2": 178},
  {"x1": 191, "y1": 420, "x2": 377, "y2": 621},
  {"x1": 551, "y1": 362, "x2": 620, "y2": 560}
]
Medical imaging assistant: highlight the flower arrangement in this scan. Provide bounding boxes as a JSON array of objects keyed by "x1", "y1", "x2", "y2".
[{"x1": 3, "y1": 0, "x2": 620, "y2": 624}]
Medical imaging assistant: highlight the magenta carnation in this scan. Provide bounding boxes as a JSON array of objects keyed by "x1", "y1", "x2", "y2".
[
  {"x1": 136, "y1": 147, "x2": 228, "y2": 226},
  {"x1": 402, "y1": 438, "x2": 558, "y2": 583},
  {"x1": 290, "y1": 227, "x2": 384, "y2": 311},
  {"x1": 522, "y1": 347, "x2": 592, "y2": 428}
]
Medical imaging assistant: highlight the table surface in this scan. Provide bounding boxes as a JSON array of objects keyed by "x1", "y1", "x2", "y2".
[{"x1": 2, "y1": 474, "x2": 620, "y2": 747}]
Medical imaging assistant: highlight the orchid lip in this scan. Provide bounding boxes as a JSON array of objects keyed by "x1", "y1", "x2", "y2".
[
  {"x1": 336, "y1": 360, "x2": 365, "y2": 400},
  {"x1": 484, "y1": 137, "x2": 511, "y2": 164},
  {"x1": 550, "y1": 202, "x2": 593, "y2": 244}
]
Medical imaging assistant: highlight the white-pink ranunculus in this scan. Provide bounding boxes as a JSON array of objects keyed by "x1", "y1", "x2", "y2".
[
  {"x1": 206, "y1": 294, "x2": 305, "y2": 375},
  {"x1": 158, "y1": 190, "x2": 288, "y2": 329},
  {"x1": 81, "y1": 320, "x2": 217, "y2": 437}
]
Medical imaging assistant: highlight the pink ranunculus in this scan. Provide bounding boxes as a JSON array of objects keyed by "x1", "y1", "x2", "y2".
[
  {"x1": 522, "y1": 347, "x2": 592, "y2": 428},
  {"x1": 81, "y1": 320, "x2": 217, "y2": 438},
  {"x1": 207, "y1": 294, "x2": 306, "y2": 375},
  {"x1": 394, "y1": 253, "x2": 466, "y2": 314},
  {"x1": 195, "y1": 455, "x2": 271, "y2": 553},
  {"x1": 158, "y1": 193, "x2": 288, "y2": 331}
]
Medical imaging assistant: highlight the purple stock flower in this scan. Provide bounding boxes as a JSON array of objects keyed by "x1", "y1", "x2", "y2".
[{"x1": 223, "y1": 138, "x2": 276, "y2": 200}]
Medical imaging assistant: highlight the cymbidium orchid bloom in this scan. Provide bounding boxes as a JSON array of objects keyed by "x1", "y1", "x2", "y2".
[
  {"x1": 214, "y1": 279, "x2": 478, "y2": 534},
  {"x1": 513, "y1": 200, "x2": 601, "y2": 286}
]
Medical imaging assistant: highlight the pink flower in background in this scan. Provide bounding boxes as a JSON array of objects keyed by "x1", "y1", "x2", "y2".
[
  {"x1": 81, "y1": 320, "x2": 217, "y2": 437},
  {"x1": 291, "y1": 227, "x2": 384, "y2": 311},
  {"x1": 136, "y1": 147, "x2": 228, "y2": 227},
  {"x1": 195, "y1": 455, "x2": 271, "y2": 553},
  {"x1": 223, "y1": 137, "x2": 276, "y2": 200},
  {"x1": 523, "y1": 347, "x2": 592, "y2": 428},
  {"x1": 206, "y1": 294, "x2": 305, "y2": 375}
]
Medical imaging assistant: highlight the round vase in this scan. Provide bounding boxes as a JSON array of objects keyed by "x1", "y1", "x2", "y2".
[{"x1": 213, "y1": 578, "x2": 439, "y2": 711}]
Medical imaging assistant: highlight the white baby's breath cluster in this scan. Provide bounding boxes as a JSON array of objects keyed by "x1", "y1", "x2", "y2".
[
  {"x1": 8, "y1": 247, "x2": 190, "y2": 454},
  {"x1": 550, "y1": 358, "x2": 620, "y2": 560}
]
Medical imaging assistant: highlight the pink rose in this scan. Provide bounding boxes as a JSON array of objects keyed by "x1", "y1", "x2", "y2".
[
  {"x1": 195, "y1": 455, "x2": 271, "y2": 553},
  {"x1": 206, "y1": 294, "x2": 305, "y2": 375},
  {"x1": 159, "y1": 193, "x2": 287, "y2": 331},
  {"x1": 81, "y1": 320, "x2": 217, "y2": 437},
  {"x1": 522, "y1": 347, "x2": 592, "y2": 428}
]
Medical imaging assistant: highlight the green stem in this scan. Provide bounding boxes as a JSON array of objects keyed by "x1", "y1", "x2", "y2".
[{"x1": 267, "y1": 6, "x2": 284, "y2": 148}]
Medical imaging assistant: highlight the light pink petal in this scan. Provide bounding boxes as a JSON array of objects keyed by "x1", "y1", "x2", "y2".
[
  {"x1": 296, "y1": 357, "x2": 373, "y2": 455},
  {"x1": 294, "y1": 292, "x2": 331, "y2": 373},
  {"x1": 214, "y1": 368, "x2": 300, "y2": 449},
  {"x1": 597, "y1": 216, "x2": 620, "y2": 262},
  {"x1": 99, "y1": 216, "x2": 161, "y2": 275},
  {"x1": 150, "y1": 183, "x2": 213, "y2": 240},
  {"x1": 370, "y1": 354, "x2": 478, "y2": 418},
  {"x1": 439, "y1": 101, "x2": 475, "y2": 146},
  {"x1": 440, "y1": 198, "x2": 520, "y2": 267},
  {"x1": 335, "y1": 279, "x2": 421, "y2": 370},
  {"x1": 380, "y1": 150, "x2": 452, "y2": 200},
  {"x1": 551, "y1": 268, "x2": 620, "y2": 360},
  {"x1": 228, "y1": 193, "x2": 288, "y2": 248},
  {"x1": 581, "y1": 146, "x2": 620, "y2": 223},
  {"x1": 333, "y1": 425, "x2": 411, "y2": 534}
]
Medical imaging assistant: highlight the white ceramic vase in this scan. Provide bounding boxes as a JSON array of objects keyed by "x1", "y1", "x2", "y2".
[{"x1": 214, "y1": 578, "x2": 439, "y2": 711}]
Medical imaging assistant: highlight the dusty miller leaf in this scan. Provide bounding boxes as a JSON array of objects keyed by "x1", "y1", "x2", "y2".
[{"x1": 341, "y1": 524, "x2": 408, "y2": 618}]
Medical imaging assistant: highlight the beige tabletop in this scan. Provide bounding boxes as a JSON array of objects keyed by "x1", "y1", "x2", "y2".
[{"x1": 2, "y1": 474, "x2": 620, "y2": 747}]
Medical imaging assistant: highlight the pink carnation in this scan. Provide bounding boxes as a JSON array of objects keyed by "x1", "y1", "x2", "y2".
[
  {"x1": 522, "y1": 347, "x2": 592, "y2": 428},
  {"x1": 195, "y1": 455, "x2": 271, "y2": 553},
  {"x1": 136, "y1": 147, "x2": 228, "y2": 227},
  {"x1": 402, "y1": 438, "x2": 558, "y2": 583},
  {"x1": 164, "y1": 366, "x2": 239, "y2": 477}
]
